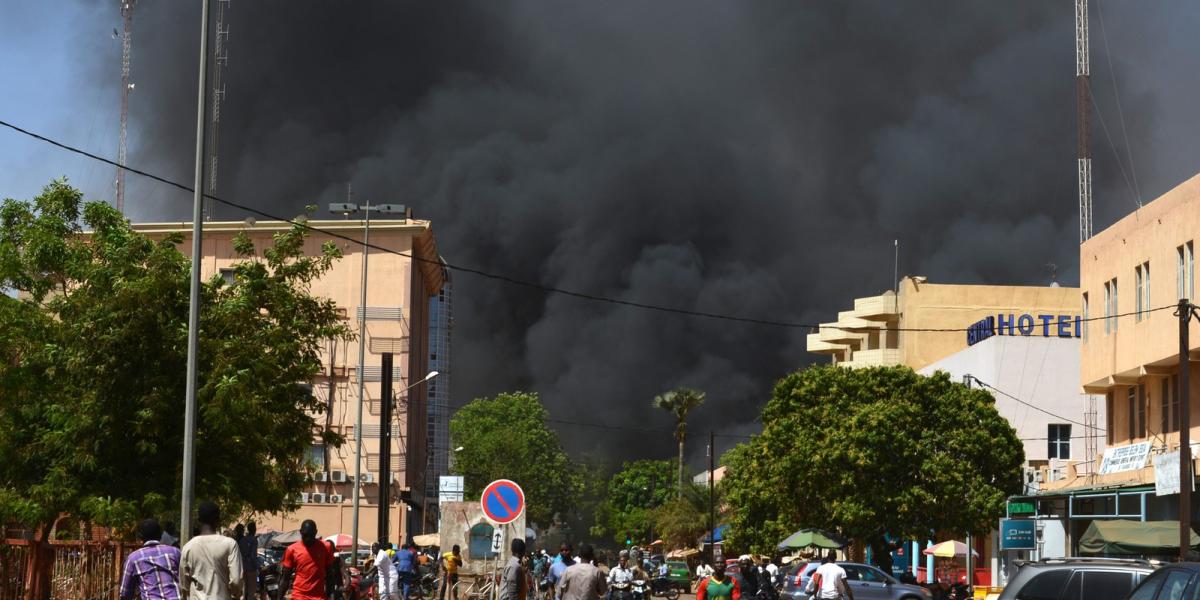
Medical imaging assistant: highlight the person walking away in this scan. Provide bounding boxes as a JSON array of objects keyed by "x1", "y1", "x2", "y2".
[
  {"x1": 439, "y1": 545, "x2": 463, "y2": 600},
  {"x1": 809, "y1": 552, "x2": 853, "y2": 600},
  {"x1": 548, "y1": 543, "x2": 574, "y2": 600},
  {"x1": 696, "y1": 563, "x2": 739, "y2": 600},
  {"x1": 558, "y1": 544, "x2": 606, "y2": 600},
  {"x1": 376, "y1": 540, "x2": 401, "y2": 600},
  {"x1": 395, "y1": 543, "x2": 418, "y2": 600},
  {"x1": 235, "y1": 522, "x2": 259, "y2": 600},
  {"x1": 180, "y1": 501, "x2": 243, "y2": 599},
  {"x1": 500, "y1": 538, "x2": 528, "y2": 600},
  {"x1": 738, "y1": 559, "x2": 758, "y2": 599},
  {"x1": 120, "y1": 518, "x2": 182, "y2": 600},
  {"x1": 278, "y1": 520, "x2": 334, "y2": 600}
]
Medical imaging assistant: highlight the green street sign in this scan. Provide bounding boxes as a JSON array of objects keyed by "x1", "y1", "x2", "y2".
[{"x1": 1008, "y1": 501, "x2": 1035, "y2": 515}]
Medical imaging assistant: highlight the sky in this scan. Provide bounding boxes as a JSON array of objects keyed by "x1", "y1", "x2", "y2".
[{"x1": 4, "y1": 1, "x2": 1200, "y2": 469}]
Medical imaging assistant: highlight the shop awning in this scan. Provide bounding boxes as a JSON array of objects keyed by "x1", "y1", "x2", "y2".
[{"x1": 1078, "y1": 520, "x2": 1200, "y2": 555}]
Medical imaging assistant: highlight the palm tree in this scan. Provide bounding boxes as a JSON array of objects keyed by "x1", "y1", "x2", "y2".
[{"x1": 652, "y1": 387, "x2": 705, "y2": 496}]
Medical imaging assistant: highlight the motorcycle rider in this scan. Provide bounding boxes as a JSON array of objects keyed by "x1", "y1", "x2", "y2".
[{"x1": 608, "y1": 552, "x2": 636, "y2": 600}]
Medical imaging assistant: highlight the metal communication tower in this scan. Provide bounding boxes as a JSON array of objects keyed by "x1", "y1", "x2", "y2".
[
  {"x1": 1076, "y1": 0, "x2": 1093, "y2": 242},
  {"x1": 204, "y1": 0, "x2": 231, "y2": 221},
  {"x1": 1084, "y1": 394, "x2": 1098, "y2": 481},
  {"x1": 116, "y1": 0, "x2": 137, "y2": 215}
]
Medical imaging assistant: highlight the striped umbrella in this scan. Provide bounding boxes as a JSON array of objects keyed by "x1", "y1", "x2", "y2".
[{"x1": 922, "y1": 540, "x2": 978, "y2": 558}]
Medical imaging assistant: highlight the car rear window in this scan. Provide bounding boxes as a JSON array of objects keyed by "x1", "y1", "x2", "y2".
[
  {"x1": 1059, "y1": 570, "x2": 1135, "y2": 600},
  {"x1": 1015, "y1": 570, "x2": 1070, "y2": 600}
]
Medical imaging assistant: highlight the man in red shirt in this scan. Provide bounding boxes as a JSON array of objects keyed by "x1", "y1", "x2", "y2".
[{"x1": 280, "y1": 520, "x2": 334, "y2": 600}]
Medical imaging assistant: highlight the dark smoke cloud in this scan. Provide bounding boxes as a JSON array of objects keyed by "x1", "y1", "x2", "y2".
[{"x1": 88, "y1": 0, "x2": 1200, "y2": 466}]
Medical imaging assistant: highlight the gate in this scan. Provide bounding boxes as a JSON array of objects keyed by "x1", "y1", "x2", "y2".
[{"x1": 0, "y1": 539, "x2": 136, "y2": 600}]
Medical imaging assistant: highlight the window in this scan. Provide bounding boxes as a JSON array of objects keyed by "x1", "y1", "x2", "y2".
[
  {"x1": 1015, "y1": 570, "x2": 1070, "y2": 600},
  {"x1": 1082, "y1": 293, "x2": 1089, "y2": 340},
  {"x1": 468, "y1": 522, "x2": 496, "y2": 559},
  {"x1": 1048, "y1": 424, "x2": 1071, "y2": 459},
  {"x1": 1163, "y1": 376, "x2": 1181, "y2": 434},
  {"x1": 1106, "y1": 391, "x2": 1114, "y2": 445},
  {"x1": 1080, "y1": 571, "x2": 1139, "y2": 600},
  {"x1": 219, "y1": 267, "x2": 236, "y2": 286},
  {"x1": 1105, "y1": 278, "x2": 1119, "y2": 333},
  {"x1": 1180, "y1": 242, "x2": 1195, "y2": 301},
  {"x1": 1138, "y1": 383, "x2": 1147, "y2": 439},
  {"x1": 1126, "y1": 569, "x2": 1167, "y2": 600},
  {"x1": 1158, "y1": 570, "x2": 1192, "y2": 600},
  {"x1": 1128, "y1": 387, "x2": 1138, "y2": 441},
  {"x1": 1136, "y1": 264, "x2": 1145, "y2": 320},
  {"x1": 308, "y1": 444, "x2": 326, "y2": 470}
]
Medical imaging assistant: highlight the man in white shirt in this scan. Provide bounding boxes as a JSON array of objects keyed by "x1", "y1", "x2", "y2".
[
  {"x1": 812, "y1": 552, "x2": 852, "y2": 600},
  {"x1": 608, "y1": 552, "x2": 635, "y2": 587},
  {"x1": 375, "y1": 541, "x2": 401, "y2": 600},
  {"x1": 180, "y1": 501, "x2": 243, "y2": 600}
]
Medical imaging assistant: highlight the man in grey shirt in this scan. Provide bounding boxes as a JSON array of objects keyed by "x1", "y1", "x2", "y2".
[
  {"x1": 500, "y1": 538, "x2": 528, "y2": 600},
  {"x1": 558, "y1": 544, "x2": 606, "y2": 600}
]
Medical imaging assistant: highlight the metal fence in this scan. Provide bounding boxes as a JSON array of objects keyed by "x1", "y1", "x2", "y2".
[{"x1": 0, "y1": 539, "x2": 136, "y2": 600}]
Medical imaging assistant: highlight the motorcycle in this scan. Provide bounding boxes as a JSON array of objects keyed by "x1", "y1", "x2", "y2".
[
  {"x1": 632, "y1": 579, "x2": 648, "y2": 600},
  {"x1": 612, "y1": 581, "x2": 635, "y2": 600},
  {"x1": 649, "y1": 577, "x2": 680, "y2": 600},
  {"x1": 948, "y1": 583, "x2": 971, "y2": 600}
]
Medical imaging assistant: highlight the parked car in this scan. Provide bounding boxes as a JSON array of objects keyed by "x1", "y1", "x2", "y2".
[
  {"x1": 779, "y1": 561, "x2": 929, "y2": 600},
  {"x1": 996, "y1": 557, "x2": 1155, "y2": 600},
  {"x1": 1123, "y1": 562, "x2": 1200, "y2": 600}
]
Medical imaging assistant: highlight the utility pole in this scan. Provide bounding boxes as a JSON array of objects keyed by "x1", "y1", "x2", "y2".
[
  {"x1": 1076, "y1": 0, "x2": 1094, "y2": 242},
  {"x1": 378, "y1": 352, "x2": 394, "y2": 543},
  {"x1": 181, "y1": 0, "x2": 213, "y2": 545},
  {"x1": 1179, "y1": 298, "x2": 1193, "y2": 561},
  {"x1": 204, "y1": 0, "x2": 231, "y2": 220},
  {"x1": 709, "y1": 430, "x2": 716, "y2": 563},
  {"x1": 116, "y1": 0, "x2": 138, "y2": 214}
]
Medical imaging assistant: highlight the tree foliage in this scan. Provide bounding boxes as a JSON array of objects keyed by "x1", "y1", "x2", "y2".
[
  {"x1": 590, "y1": 459, "x2": 675, "y2": 545},
  {"x1": 652, "y1": 481, "x2": 725, "y2": 550},
  {"x1": 449, "y1": 391, "x2": 581, "y2": 526},
  {"x1": 723, "y1": 365, "x2": 1023, "y2": 567},
  {"x1": 0, "y1": 180, "x2": 350, "y2": 533}
]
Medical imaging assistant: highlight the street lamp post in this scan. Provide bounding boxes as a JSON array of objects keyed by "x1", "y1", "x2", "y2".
[
  {"x1": 382, "y1": 370, "x2": 437, "y2": 543},
  {"x1": 329, "y1": 202, "x2": 406, "y2": 555}
]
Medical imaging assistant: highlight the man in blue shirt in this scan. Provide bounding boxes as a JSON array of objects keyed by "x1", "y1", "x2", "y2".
[
  {"x1": 548, "y1": 543, "x2": 574, "y2": 600},
  {"x1": 395, "y1": 542, "x2": 418, "y2": 600}
]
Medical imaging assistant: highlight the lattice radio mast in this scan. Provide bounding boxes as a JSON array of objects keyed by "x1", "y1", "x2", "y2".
[
  {"x1": 115, "y1": 0, "x2": 137, "y2": 215},
  {"x1": 204, "y1": 0, "x2": 231, "y2": 221},
  {"x1": 1076, "y1": 0, "x2": 1093, "y2": 242}
]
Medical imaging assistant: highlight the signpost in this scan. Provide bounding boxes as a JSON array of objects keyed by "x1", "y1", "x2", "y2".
[
  {"x1": 491, "y1": 527, "x2": 506, "y2": 554},
  {"x1": 999, "y1": 519, "x2": 1037, "y2": 551},
  {"x1": 481, "y1": 479, "x2": 526, "y2": 525}
]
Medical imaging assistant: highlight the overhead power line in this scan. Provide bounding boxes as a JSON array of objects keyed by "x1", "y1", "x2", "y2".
[
  {"x1": 969, "y1": 376, "x2": 1104, "y2": 432},
  {"x1": 0, "y1": 117, "x2": 1176, "y2": 332}
]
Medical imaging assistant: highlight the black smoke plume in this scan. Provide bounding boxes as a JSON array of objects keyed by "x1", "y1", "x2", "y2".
[{"x1": 77, "y1": 1, "x2": 1200, "y2": 466}]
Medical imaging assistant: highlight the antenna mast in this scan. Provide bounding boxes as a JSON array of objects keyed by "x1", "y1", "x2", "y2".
[
  {"x1": 1076, "y1": 0, "x2": 1093, "y2": 242},
  {"x1": 116, "y1": 0, "x2": 137, "y2": 215},
  {"x1": 204, "y1": 0, "x2": 231, "y2": 221}
]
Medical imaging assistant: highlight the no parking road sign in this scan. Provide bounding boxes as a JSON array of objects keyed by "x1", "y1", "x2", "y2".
[{"x1": 481, "y1": 479, "x2": 525, "y2": 525}]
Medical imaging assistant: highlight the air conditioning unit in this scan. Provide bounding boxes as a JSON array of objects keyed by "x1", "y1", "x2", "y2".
[
  {"x1": 358, "y1": 473, "x2": 374, "y2": 484},
  {"x1": 330, "y1": 494, "x2": 344, "y2": 503},
  {"x1": 300, "y1": 493, "x2": 311, "y2": 503},
  {"x1": 314, "y1": 472, "x2": 329, "y2": 482},
  {"x1": 311, "y1": 493, "x2": 327, "y2": 504},
  {"x1": 331, "y1": 470, "x2": 347, "y2": 483}
]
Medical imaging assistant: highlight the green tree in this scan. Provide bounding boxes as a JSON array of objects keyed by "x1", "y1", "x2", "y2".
[
  {"x1": 722, "y1": 365, "x2": 1023, "y2": 571},
  {"x1": 652, "y1": 388, "x2": 705, "y2": 495},
  {"x1": 652, "y1": 481, "x2": 726, "y2": 550},
  {"x1": 590, "y1": 459, "x2": 674, "y2": 545},
  {"x1": 0, "y1": 180, "x2": 351, "y2": 535},
  {"x1": 449, "y1": 392, "x2": 581, "y2": 526}
]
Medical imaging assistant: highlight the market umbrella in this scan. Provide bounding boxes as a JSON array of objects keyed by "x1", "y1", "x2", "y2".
[
  {"x1": 776, "y1": 528, "x2": 849, "y2": 551},
  {"x1": 324, "y1": 533, "x2": 371, "y2": 550},
  {"x1": 412, "y1": 533, "x2": 440, "y2": 548},
  {"x1": 265, "y1": 530, "x2": 302, "y2": 549},
  {"x1": 922, "y1": 541, "x2": 978, "y2": 558}
]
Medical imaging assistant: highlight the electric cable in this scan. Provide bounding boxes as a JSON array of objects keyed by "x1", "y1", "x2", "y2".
[
  {"x1": 968, "y1": 376, "x2": 1104, "y2": 431},
  {"x1": 0, "y1": 117, "x2": 1178, "y2": 333}
]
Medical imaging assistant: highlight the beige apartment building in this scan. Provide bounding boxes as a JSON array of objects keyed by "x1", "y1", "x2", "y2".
[
  {"x1": 807, "y1": 278, "x2": 1079, "y2": 370},
  {"x1": 134, "y1": 218, "x2": 444, "y2": 545}
]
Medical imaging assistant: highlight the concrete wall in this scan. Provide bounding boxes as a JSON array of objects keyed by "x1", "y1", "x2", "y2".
[
  {"x1": 438, "y1": 502, "x2": 524, "y2": 577},
  {"x1": 919, "y1": 336, "x2": 1101, "y2": 464}
]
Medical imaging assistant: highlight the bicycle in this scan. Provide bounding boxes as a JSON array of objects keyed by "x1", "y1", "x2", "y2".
[{"x1": 454, "y1": 568, "x2": 500, "y2": 600}]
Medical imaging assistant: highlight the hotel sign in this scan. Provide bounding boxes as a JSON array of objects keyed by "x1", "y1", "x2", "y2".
[
  {"x1": 967, "y1": 314, "x2": 1082, "y2": 346},
  {"x1": 1098, "y1": 442, "x2": 1152, "y2": 475}
]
